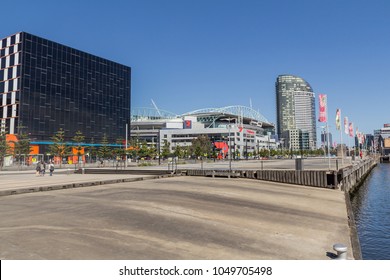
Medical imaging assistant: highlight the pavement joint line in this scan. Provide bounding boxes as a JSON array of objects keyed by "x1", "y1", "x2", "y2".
[{"x1": 0, "y1": 174, "x2": 176, "y2": 197}]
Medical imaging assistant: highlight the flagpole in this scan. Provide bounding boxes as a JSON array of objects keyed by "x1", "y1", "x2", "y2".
[
  {"x1": 348, "y1": 136, "x2": 351, "y2": 162},
  {"x1": 340, "y1": 127, "x2": 343, "y2": 166},
  {"x1": 319, "y1": 94, "x2": 331, "y2": 170},
  {"x1": 326, "y1": 122, "x2": 330, "y2": 170},
  {"x1": 336, "y1": 109, "x2": 344, "y2": 167},
  {"x1": 357, "y1": 129, "x2": 361, "y2": 160}
]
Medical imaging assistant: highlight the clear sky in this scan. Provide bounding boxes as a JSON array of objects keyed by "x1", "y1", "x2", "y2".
[{"x1": 1, "y1": 0, "x2": 389, "y2": 143}]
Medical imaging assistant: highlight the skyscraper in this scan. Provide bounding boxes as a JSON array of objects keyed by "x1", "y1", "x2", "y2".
[
  {"x1": 276, "y1": 74, "x2": 316, "y2": 150},
  {"x1": 0, "y1": 32, "x2": 131, "y2": 148}
]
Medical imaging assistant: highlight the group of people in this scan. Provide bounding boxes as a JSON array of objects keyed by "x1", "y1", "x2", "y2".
[{"x1": 36, "y1": 160, "x2": 55, "y2": 176}]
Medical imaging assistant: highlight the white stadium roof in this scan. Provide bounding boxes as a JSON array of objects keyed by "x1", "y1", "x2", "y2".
[{"x1": 131, "y1": 105, "x2": 272, "y2": 125}]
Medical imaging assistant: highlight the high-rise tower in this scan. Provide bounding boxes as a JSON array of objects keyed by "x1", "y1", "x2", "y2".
[{"x1": 276, "y1": 75, "x2": 316, "y2": 150}]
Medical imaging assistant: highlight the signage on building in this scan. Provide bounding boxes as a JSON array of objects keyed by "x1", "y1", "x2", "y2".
[
  {"x1": 384, "y1": 124, "x2": 390, "y2": 128},
  {"x1": 183, "y1": 120, "x2": 192, "y2": 129}
]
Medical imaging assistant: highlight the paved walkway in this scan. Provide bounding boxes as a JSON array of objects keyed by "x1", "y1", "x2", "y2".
[
  {"x1": 0, "y1": 172, "x2": 352, "y2": 260},
  {"x1": 0, "y1": 171, "x2": 159, "y2": 196}
]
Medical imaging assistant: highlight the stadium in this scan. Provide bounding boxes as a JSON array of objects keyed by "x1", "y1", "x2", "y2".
[{"x1": 130, "y1": 105, "x2": 277, "y2": 159}]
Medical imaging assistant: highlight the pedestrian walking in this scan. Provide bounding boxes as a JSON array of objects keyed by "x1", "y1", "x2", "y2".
[
  {"x1": 49, "y1": 161, "x2": 55, "y2": 176},
  {"x1": 41, "y1": 161, "x2": 46, "y2": 176},
  {"x1": 36, "y1": 161, "x2": 41, "y2": 176}
]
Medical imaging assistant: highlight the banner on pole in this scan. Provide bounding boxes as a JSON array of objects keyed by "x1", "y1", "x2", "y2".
[
  {"x1": 356, "y1": 127, "x2": 360, "y2": 144},
  {"x1": 349, "y1": 122, "x2": 354, "y2": 137},
  {"x1": 318, "y1": 94, "x2": 327, "y2": 122},
  {"x1": 336, "y1": 109, "x2": 341, "y2": 130},
  {"x1": 344, "y1": 117, "x2": 349, "y2": 135}
]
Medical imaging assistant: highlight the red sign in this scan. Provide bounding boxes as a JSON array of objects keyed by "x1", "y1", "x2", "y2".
[
  {"x1": 214, "y1": 142, "x2": 228, "y2": 153},
  {"x1": 183, "y1": 120, "x2": 192, "y2": 129}
]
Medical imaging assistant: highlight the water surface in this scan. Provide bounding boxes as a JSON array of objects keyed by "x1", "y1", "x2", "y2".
[{"x1": 351, "y1": 163, "x2": 390, "y2": 259}]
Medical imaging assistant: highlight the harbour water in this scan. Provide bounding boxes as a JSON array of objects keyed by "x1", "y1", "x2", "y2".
[{"x1": 351, "y1": 163, "x2": 390, "y2": 259}]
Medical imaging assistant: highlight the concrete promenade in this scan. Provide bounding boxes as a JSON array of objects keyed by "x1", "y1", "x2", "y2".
[{"x1": 0, "y1": 165, "x2": 353, "y2": 260}]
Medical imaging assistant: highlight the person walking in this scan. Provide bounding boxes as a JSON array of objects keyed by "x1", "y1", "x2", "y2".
[
  {"x1": 36, "y1": 161, "x2": 41, "y2": 176},
  {"x1": 49, "y1": 161, "x2": 55, "y2": 176},
  {"x1": 41, "y1": 161, "x2": 46, "y2": 176}
]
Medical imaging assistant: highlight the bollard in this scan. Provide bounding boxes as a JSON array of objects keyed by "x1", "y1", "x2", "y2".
[
  {"x1": 333, "y1": 243, "x2": 348, "y2": 260},
  {"x1": 295, "y1": 158, "x2": 304, "y2": 170},
  {"x1": 67, "y1": 168, "x2": 71, "y2": 175},
  {"x1": 82, "y1": 168, "x2": 85, "y2": 174}
]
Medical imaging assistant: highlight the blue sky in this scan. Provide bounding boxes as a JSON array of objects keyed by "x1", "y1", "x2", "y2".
[{"x1": 1, "y1": 0, "x2": 390, "y2": 142}]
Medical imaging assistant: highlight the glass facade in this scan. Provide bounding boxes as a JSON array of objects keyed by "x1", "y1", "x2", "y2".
[
  {"x1": 0, "y1": 32, "x2": 131, "y2": 143},
  {"x1": 276, "y1": 75, "x2": 316, "y2": 150}
]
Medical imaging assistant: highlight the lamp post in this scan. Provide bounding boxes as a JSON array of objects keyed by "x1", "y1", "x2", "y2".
[
  {"x1": 158, "y1": 129, "x2": 161, "y2": 165},
  {"x1": 326, "y1": 123, "x2": 331, "y2": 170},
  {"x1": 267, "y1": 132, "x2": 271, "y2": 158},
  {"x1": 228, "y1": 118, "x2": 232, "y2": 173},
  {"x1": 245, "y1": 135, "x2": 248, "y2": 160},
  {"x1": 125, "y1": 123, "x2": 128, "y2": 168}
]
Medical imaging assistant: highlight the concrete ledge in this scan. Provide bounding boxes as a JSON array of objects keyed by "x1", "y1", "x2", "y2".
[
  {"x1": 345, "y1": 191, "x2": 362, "y2": 259},
  {"x1": 205, "y1": 171, "x2": 240, "y2": 178},
  {"x1": 75, "y1": 168, "x2": 171, "y2": 175},
  {"x1": 0, "y1": 175, "x2": 175, "y2": 197}
]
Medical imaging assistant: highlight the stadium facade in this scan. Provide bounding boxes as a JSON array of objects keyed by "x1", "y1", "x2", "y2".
[{"x1": 131, "y1": 105, "x2": 277, "y2": 159}]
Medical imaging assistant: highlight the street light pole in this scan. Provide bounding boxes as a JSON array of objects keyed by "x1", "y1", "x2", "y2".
[
  {"x1": 228, "y1": 118, "x2": 232, "y2": 173},
  {"x1": 125, "y1": 123, "x2": 128, "y2": 168},
  {"x1": 158, "y1": 129, "x2": 161, "y2": 165},
  {"x1": 267, "y1": 132, "x2": 271, "y2": 158},
  {"x1": 326, "y1": 122, "x2": 331, "y2": 170}
]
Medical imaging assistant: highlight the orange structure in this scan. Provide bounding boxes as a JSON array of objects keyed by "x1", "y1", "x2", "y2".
[
  {"x1": 71, "y1": 147, "x2": 85, "y2": 163},
  {"x1": 5, "y1": 134, "x2": 41, "y2": 165}
]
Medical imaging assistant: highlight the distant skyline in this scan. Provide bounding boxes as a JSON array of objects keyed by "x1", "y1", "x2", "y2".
[{"x1": 1, "y1": 0, "x2": 389, "y2": 144}]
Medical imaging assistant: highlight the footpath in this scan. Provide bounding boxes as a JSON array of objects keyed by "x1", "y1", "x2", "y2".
[
  {"x1": 0, "y1": 169, "x2": 169, "y2": 197},
  {"x1": 0, "y1": 159, "x2": 368, "y2": 260}
]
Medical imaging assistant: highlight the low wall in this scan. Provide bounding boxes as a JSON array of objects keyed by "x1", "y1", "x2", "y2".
[
  {"x1": 179, "y1": 158, "x2": 378, "y2": 190},
  {"x1": 181, "y1": 169, "x2": 334, "y2": 188},
  {"x1": 339, "y1": 158, "x2": 377, "y2": 192}
]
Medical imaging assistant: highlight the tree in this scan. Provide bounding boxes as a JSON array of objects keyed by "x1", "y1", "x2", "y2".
[
  {"x1": 137, "y1": 140, "x2": 150, "y2": 159},
  {"x1": 190, "y1": 135, "x2": 212, "y2": 158},
  {"x1": 85, "y1": 137, "x2": 98, "y2": 163},
  {"x1": 128, "y1": 137, "x2": 140, "y2": 160},
  {"x1": 0, "y1": 129, "x2": 11, "y2": 170},
  {"x1": 11, "y1": 125, "x2": 32, "y2": 167},
  {"x1": 50, "y1": 128, "x2": 71, "y2": 168},
  {"x1": 161, "y1": 139, "x2": 170, "y2": 159},
  {"x1": 174, "y1": 145, "x2": 183, "y2": 158},
  {"x1": 113, "y1": 137, "x2": 126, "y2": 160},
  {"x1": 72, "y1": 130, "x2": 85, "y2": 168},
  {"x1": 98, "y1": 134, "x2": 112, "y2": 160}
]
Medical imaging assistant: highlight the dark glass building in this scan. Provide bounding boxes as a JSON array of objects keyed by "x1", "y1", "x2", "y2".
[{"x1": 0, "y1": 32, "x2": 131, "y2": 147}]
